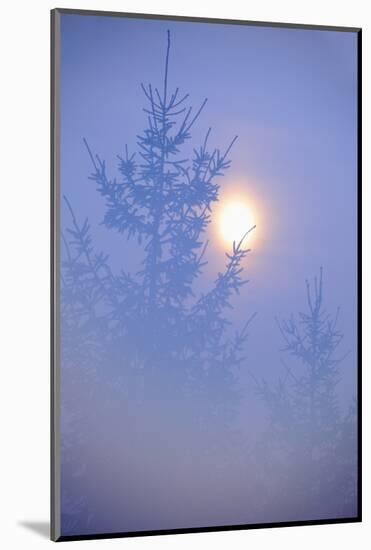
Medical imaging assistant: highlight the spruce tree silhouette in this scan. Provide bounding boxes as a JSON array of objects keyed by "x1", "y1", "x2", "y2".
[
  {"x1": 62, "y1": 30, "x2": 254, "y2": 420},
  {"x1": 60, "y1": 31, "x2": 256, "y2": 534},
  {"x1": 253, "y1": 268, "x2": 357, "y2": 519}
]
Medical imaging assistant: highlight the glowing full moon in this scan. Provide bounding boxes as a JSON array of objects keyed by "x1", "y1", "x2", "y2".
[{"x1": 219, "y1": 200, "x2": 255, "y2": 246}]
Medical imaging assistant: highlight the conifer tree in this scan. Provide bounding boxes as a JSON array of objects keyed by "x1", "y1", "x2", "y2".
[
  {"x1": 61, "y1": 30, "x2": 254, "y2": 433},
  {"x1": 253, "y1": 269, "x2": 356, "y2": 518}
]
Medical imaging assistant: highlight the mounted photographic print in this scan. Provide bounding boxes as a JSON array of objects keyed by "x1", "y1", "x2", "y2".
[{"x1": 51, "y1": 8, "x2": 361, "y2": 541}]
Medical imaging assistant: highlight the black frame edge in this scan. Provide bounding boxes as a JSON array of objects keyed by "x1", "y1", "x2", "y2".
[
  {"x1": 51, "y1": 7, "x2": 61, "y2": 543},
  {"x1": 356, "y1": 27, "x2": 362, "y2": 523},
  {"x1": 50, "y1": 7, "x2": 55, "y2": 542},
  {"x1": 53, "y1": 7, "x2": 361, "y2": 33},
  {"x1": 56, "y1": 517, "x2": 361, "y2": 542}
]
